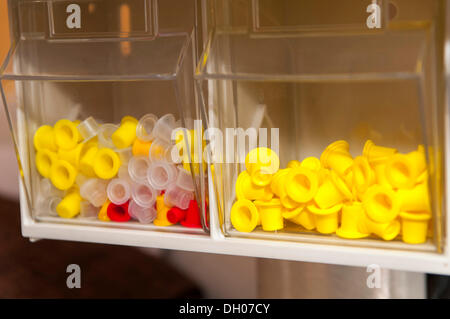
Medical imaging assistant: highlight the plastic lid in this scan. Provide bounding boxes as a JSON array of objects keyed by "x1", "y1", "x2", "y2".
[
  {"x1": 39, "y1": 178, "x2": 65, "y2": 198},
  {"x1": 230, "y1": 199, "x2": 259, "y2": 233},
  {"x1": 180, "y1": 200, "x2": 203, "y2": 228},
  {"x1": 106, "y1": 178, "x2": 131, "y2": 205},
  {"x1": 80, "y1": 201, "x2": 99, "y2": 218},
  {"x1": 245, "y1": 147, "x2": 280, "y2": 175},
  {"x1": 131, "y1": 182, "x2": 157, "y2": 208},
  {"x1": 116, "y1": 147, "x2": 133, "y2": 164},
  {"x1": 37, "y1": 195, "x2": 62, "y2": 217},
  {"x1": 363, "y1": 184, "x2": 400, "y2": 223},
  {"x1": 164, "y1": 183, "x2": 194, "y2": 210},
  {"x1": 50, "y1": 160, "x2": 77, "y2": 190},
  {"x1": 128, "y1": 199, "x2": 157, "y2": 224},
  {"x1": 36, "y1": 149, "x2": 58, "y2": 178},
  {"x1": 152, "y1": 114, "x2": 176, "y2": 144},
  {"x1": 175, "y1": 167, "x2": 194, "y2": 192},
  {"x1": 107, "y1": 201, "x2": 131, "y2": 222},
  {"x1": 118, "y1": 164, "x2": 132, "y2": 182},
  {"x1": 167, "y1": 206, "x2": 187, "y2": 224},
  {"x1": 66, "y1": 104, "x2": 81, "y2": 122},
  {"x1": 136, "y1": 114, "x2": 158, "y2": 142},
  {"x1": 128, "y1": 156, "x2": 151, "y2": 184},
  {"x1": 147, "y1": 160, "x2": 178, "y2": 190},
  {"x1": 75, "y1": 174, "x2": 89, "y2": 187},
  {"x1": 33, "y1": 125, "x2": 57, "y2": 152},
  {"x1": 112, "y1": 116, "x2": 138, "y2": 149},
  {"x1": 93, "y1": 148, "x2": 121, "y2": 179},
  {"x1": 285, "y1": 167, "x2": 319, "y2": 203},
  {"x1": 54, "y1": 119, "x2": 80, "y2": 150},
  {"x1": 77, "y1": 117, "x2": 100, "y2": 142},
  {"x1": 148, "y1": 138, "x2": 173, "y2": 162},
  {"x1": 98, "y1": 123, "x2": 119, "y2": 149}
]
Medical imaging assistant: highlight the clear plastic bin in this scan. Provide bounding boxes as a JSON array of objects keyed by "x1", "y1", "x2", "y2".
[
  {"x1": 1, "y1": 0, "x2": 208, "y2": 234},
  {"x1": 196, "y1": 0, "x2": 446, "y2": 251}
]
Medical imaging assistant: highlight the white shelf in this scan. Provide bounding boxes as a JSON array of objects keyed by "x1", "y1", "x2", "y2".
[{"x1": 14, "y1": 100, "x2": 450, "y2": 276}]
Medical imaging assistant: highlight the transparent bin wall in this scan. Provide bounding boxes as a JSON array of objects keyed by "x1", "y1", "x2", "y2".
[
  {"x1": 0, "y1": 0, "x2": 208, "y2": 233},
  {"x1": 196, "y1": 0, "x2": 446, "y2": 250}
]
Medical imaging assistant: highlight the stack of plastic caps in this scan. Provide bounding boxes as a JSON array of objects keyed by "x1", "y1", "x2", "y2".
[
  {"x1": 33, "y1": 113, "x2": 203, "y2": 228},
  {"x1": 230, "y1": 141, "x2": 430, "y2": 244}
]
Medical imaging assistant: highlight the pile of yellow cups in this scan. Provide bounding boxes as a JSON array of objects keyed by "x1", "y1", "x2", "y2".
[{"x1": 230, "y1": 141, "x2": 431, "y2": 244}]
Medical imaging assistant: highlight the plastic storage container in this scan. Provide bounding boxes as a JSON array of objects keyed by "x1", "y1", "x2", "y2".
[
  {"x1": 3, "y1": 0, "x2": 450, "y2": 276},
  {"x1": 196, "y1": 0, "x2": 446, "y2": 251},
  {"x1": 0, "y1": 0, "x2": 208, "y2": 234}
]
